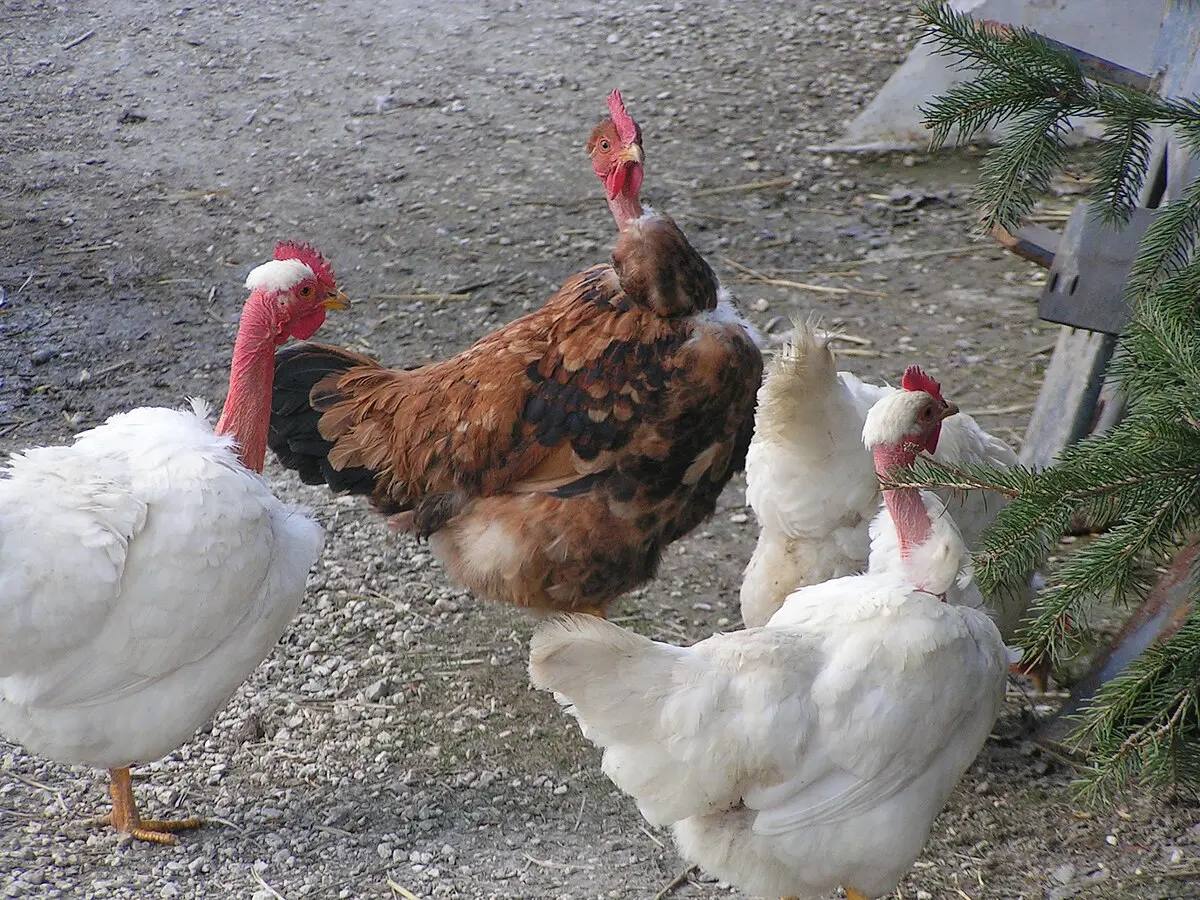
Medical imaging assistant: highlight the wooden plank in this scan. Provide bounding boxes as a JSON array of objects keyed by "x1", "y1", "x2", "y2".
[
  {"x1": 1019, "y1": 327, "x2": 1116, "y2": 469},
  {"x1": 1036, "y1": 204, "x2": 1155, "y2": 335}
]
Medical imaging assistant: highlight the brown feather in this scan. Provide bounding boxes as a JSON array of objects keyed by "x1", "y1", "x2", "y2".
[{"x1": 285, "y1": 213, "x2": 762, "y2": 612}]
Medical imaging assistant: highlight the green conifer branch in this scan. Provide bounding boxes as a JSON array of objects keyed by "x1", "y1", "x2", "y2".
[
  {"x1": 916, "y1": 0, "x2": 1200, "y2": 796},
  {"x1": 1071, "y1": 611, "x2": 1200, "y2": 803}
]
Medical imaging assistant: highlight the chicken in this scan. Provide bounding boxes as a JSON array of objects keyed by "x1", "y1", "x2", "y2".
[
  {"x1": 268, "y1": 91, "x2": 763, "y2": 616},
  {"x1": 742, "y1": 325, "x2": 1033, "y2": 648},
  {"x1": 530, "y1": 376, "x2": 1011, "y2": 900},
  {"x1": 0, "y1": 242, "x2": 347, "y2": 843}
]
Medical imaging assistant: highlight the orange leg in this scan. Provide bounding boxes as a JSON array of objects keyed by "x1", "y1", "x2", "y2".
[
  {"x1": 843, "y1": 889, "x2": 870, "y2": 900},
  {"x1": 1010, "y1": 655, "x2": 1053, "y2": 693},
  {"x1": 94, "y1": 766, "x2": 205, "y2": 845}
]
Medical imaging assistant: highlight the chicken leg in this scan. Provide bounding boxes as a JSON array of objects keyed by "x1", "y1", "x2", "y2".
[
  {"x1": 94, "y1": 766, "x2": 204, "y2": 844},
  {"x1": 843, "y1": 889, "x2": 869, "y2": 900}
]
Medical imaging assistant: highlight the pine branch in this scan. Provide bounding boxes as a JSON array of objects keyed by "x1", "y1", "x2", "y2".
[
  {"x1": 879, "y1": 455, "x2": 1024, "y2": 498},
  {"x1": 1087, "y1": 114, "x2": 1155, "y2": 226},
  {"x1": 919, "y1": 1, "x2": 1200, "y2": 798},
  {"x1": 1127, "y1": 175, "x2": 1200, "y2": 301},
  {"x1": 975, "y1": 106, "x2": 1071, "y2": 232},
  {"x1": 1019, "y1": 488, "x2": 1197, "y2": 665},
  {"x1": 1071, "y1": 609, "x2": 1200, "y2": 803}
]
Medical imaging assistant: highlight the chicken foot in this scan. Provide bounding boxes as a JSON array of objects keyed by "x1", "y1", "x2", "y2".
[{"x1": 93, "y1": 766, "x2": 205, "y2": 844}]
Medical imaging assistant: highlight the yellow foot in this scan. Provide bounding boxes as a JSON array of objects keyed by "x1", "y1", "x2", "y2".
[
  {"x1": 94, "y1": 812, "x2": 205, "y2": 845},
  {"x1": 843, "y1": 888, "x2": 870, "y2": 900},
  {"x1": 94, "y1": 766, "x2": 205, "y2": 845}
]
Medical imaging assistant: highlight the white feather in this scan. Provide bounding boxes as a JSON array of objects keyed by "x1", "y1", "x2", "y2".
[
  {"x1": 244, "y1": 258, "x2": 313, "y2": 294},
  {"x1": 741, "y1": 323, "x2": 1033, "y2": 636},
  {"x1": 531, "y1": 555, "x2": 1009, "y2": 897},
  {"x1": 0, "y1": 402, "x2": 323, "y2": 768}
]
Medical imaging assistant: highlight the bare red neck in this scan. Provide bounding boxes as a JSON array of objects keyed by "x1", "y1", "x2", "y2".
[
  {"x1": 874, "y1": 442, "x2": 932, "y2": 558},
  {"x1": 608, "y1": 190, "x2": 644, "y2": 230},
  {"x1": 214, "y1": 291, "x2": 279, "y2": 473}
]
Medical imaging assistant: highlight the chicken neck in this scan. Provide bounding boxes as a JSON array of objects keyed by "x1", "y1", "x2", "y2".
[
  {"x1": 214, "y1": 290, "x2": 279, "y2": 473},
  {"x1": 873, "y1": 442, "x2": 932, "y2": 559},
  {"x1": 607, "y1": 176, "x2": 644, "y2": 230}
]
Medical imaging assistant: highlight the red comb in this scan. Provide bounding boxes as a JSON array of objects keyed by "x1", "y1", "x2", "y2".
[
  {"x1": 606, "y1": 89, "x2": 640, "y2": 146},
  {"x1": 274, "y1": 240, "x2": 335, "y2": 283},
  {"x1": 901, "y1": 365, "x2": 943, "y2": 400}
]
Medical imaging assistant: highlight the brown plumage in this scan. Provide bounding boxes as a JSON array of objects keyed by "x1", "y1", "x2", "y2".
[{"x1": 269, "y1": 92, "x2": 763, "y2": 614}]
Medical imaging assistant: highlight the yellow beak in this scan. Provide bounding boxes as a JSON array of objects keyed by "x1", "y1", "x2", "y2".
[
  {"x1": 620, "y1": 143, "x2": 644, "y2": 165},
  {"x1": 323, "y1": 288, "x2": 351, "y2": 311},
  {"x1": 939, "y1": 401, "x2": 959, "y2": 421}
]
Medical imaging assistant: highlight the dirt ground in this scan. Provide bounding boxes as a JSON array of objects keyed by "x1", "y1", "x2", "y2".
[{"x1": 2, "y1": 1, "x2": 1198, "y2": 898}]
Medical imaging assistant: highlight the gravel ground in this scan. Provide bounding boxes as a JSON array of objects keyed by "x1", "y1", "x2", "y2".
[{"x1": 2, "y1": 1, "x2": 1199, "y2": 898}]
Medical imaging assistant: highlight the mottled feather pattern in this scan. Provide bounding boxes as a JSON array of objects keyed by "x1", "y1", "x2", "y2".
[
  {"x1": 268, "y1": 213, "x2": 763, "y2": 611},
  {"x1": 613, "y1": 212, "x2": 718, "y2": 317}
]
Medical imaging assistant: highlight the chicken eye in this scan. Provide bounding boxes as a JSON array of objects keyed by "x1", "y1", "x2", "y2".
[
  {"x1": 599, "y1": 139, "x2": 611, "y2": 152},
  {"x1": 298, "y1": 285, "x2": 315, "y2": 298}
]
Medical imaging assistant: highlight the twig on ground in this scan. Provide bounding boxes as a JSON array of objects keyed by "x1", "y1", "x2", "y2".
[
  {"x1": 374, "y1": 293, "x2": 471, "y2": 302},
  {"x1": 691, "y1": 175, "x2": 799, "y2": 198},
  {"x1": 962, "y1": 402, "x2": 1035, "y2": 417},
  {"x1": 523, "y1": 853, "x2": 589, "y2": 871},
  {"x1": 62, "y1": 29, "x2": 95, "y2": 50},
  {"x1": 652, "y1": 864, "x2": 700, "y2": 900},
  {"x1": 387, "y1": 877, "x2": 420, "y2": 900},
  {"x1": 722, "y1": 256, "x2": 888, "y2": 298},
  {"x1": 250, "y1": 865, "x2": 288, "y2": 900},
  {"x1": 637, "y1": 822, "x2": 666, "y2": 849}
]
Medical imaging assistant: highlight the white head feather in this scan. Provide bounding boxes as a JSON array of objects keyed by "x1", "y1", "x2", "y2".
[
  {"x1": 244, "y1": 258, "x2": 315, "y2": 294},
  {"x1": 861, "y1": 389, "x2": 936, "y2": 450}
]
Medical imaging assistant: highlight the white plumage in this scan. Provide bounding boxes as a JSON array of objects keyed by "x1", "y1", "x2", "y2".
[
  {"x1": 742, "y1": 324, "x2": 1026, "y2": 635},
  {"x1": 0, "y1": 399, "x2": 323, "y2": 768},
  {"x1": 530, "y1": 388, "x2": 1012, "y2": 899},
  {"x1": 0, "y1": 239, "x2": 345, "y2": 842}
]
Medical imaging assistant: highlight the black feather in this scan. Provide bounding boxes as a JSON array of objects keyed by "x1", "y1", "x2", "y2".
[{"x1": 268, "y1": 343, "x2": 379, "y2": 496}]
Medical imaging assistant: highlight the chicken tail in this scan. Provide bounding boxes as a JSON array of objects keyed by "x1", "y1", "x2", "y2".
[
  {"x1": 529, "y1": 614, "x2": 691, "y2": 744},
  {"x1": 268, "y1": 342, "x2": 381, "y2": 495}
]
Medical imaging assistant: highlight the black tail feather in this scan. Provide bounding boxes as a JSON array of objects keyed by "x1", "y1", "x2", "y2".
[{"x1": 269, "y1": 343, "x2": 379, "y2": 496}]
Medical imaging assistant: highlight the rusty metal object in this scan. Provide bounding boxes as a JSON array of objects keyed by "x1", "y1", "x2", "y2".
[
  {"x1": 1037, "y1": 542, "x2": 1198, "y2": 746},
  {"x1": 990, "y1": 223, "x2": 1059, "y2": 269}
]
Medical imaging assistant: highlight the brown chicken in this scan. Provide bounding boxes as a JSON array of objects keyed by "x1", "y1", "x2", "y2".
[{"x1": 269, "y1": 91, "x2": 763, "y2": 615}]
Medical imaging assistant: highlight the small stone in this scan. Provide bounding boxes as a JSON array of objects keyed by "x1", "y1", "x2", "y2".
[
  {"x1": 364, "y1": 678, "x2": 392, "y2": 702},
  {"x1": 1051, "y1": 863, "x2": 1076, "y2": 884},
  {"x1": 916, "y1": 892, "x2": 932, "y2": 900},
  {"x1": 234, "y1": 712, "x2": 265, "y2": 743},
  {"x1": 31, "y1": 347, "x2": 59, "y2": 366},
  {"x1": 728, "y1": 513, "x2": 749, "y2": 524}
]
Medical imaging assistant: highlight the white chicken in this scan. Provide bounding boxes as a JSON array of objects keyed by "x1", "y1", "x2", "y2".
[
  {"x1": 530, "y1": 378, "x2": 1012, "y2": 900},
  {"x1": 0, "y1": 241, "x2": 348, "y2": 843},
  {"x1": 741, "y1": 325, "x2": 1031, "y2": 646}
]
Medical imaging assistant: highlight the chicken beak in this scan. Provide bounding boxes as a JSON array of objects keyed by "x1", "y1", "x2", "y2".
[
  {"x1": 940, "y1": 401, "x2": 959, "y2": 421},
  {"x1": 323, "y1": 288, "x2": 351, "y2": 311},
  {"x1": 620, "y1": 142, "x2": 644, "y2": 165}
]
